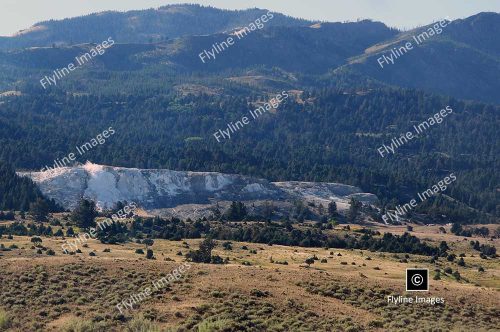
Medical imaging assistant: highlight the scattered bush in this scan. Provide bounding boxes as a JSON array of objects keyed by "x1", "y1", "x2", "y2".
[
  {"x1": 211, "y1": 255, "x2": 224, "y2": 264},
  {"x1": 457, "y1": 257, "x2": 465, "y2": 266},
  {"x1": 274, "y1": 260, "x2": 288, "y2": 265},
  {"x1": 66, "y1": 228, "x2": 75, "y2": 237},
  {"x1": 250, "y1": 289, "x2": 270, "y2": 298},
  {"x1": 62, "y1": 319, "x2": 99, "y2": 332},
  {"x1": 135, "y1": 249, "x2": 144, "y2": 254},
  {"x1": 146, "y1": 249, "x2": 154, "y2": 260},
  {"x1": 368, "y1": 320, "x2": 384, "y2": 328},
  {"x1": 30, "y1": 237, "x2": 42, "y2": 246},
  {"x1": 0, "y1": 308, "x2": 11, "y2": 330}
]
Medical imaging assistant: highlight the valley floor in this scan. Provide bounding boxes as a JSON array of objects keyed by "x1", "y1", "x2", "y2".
[{"x1": 0, "y1": 226, "x2": 499, "y2": 331}]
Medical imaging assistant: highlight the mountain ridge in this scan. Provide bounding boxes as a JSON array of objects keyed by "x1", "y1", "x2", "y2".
[
  {"x1": 0, "y1": 10, "x2": 498, "y2": 103},
  {"x1": 0, "y1": 4, "x2": 313, "y2": 49}
]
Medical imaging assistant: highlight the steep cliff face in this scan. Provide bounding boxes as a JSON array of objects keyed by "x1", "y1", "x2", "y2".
[{"x1": 19, "y1": 162, "x2": 377, "y2": 216}]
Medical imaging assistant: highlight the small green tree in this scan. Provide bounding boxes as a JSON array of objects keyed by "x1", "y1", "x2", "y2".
[
  {"x1": 29, "y1": 198, "x2": 49, "y2": 222},
  {"x1": 71, "y1": 199, "x2": 98, "y2": 228},
  {"x1": 225, "y1": 201, "x2": 247, "y2": 221},
  {"x1": 222, "y1": 241, "x2": 233, "y2": 250},
  {"x1": 262, "y1": 201, "x2": 275, "y2": 220},
  {"x1": 439, "y1": 241, "x2": 449, "y2": 254},
  {"x1": 457, "y1": 257, "x2": 465, "y2": 266},
  {"x1": 347, "y1": 198, "x2": 362, "y2": 222},
  {"x1": 143, "y1": 238, "x2": 154, "y2": 249},
  {"x1": 328, "y1": 201, "x2": 337, "y2": 217},
  {"x1": 66, "y1": 227, "x2": 75, "y2": 237},
  {"x1": 186, "y1": 237, "x2": 216, "y2": 263},
  {"x1": 451, "y1": 222, "x2": 462, "y2": 235},
  {"x1": 30, "y1": 237, "x2": 42, "y2": 246}
]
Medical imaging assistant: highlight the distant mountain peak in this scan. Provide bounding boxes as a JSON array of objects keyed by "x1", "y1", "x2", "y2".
[{"x1": 0, "y1": 5, "x2": 311, "y2": 49}]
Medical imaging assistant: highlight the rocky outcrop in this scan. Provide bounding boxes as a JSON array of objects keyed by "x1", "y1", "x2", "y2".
[{"x1": 19, "y1": 162, "x2": 378, "y2": 216}]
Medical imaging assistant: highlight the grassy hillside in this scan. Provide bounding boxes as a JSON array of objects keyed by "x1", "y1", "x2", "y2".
[{"x1": 0, "y1": 222, "x2": 498, "y2": 331}]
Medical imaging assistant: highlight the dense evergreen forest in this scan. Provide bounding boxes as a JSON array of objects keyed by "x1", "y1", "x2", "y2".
[
  {"x1": 0, "y1": 86, "x2": 498, "y2": 221},
  {"x1": 0, "y1": 162, "x2": 59, "y2": 211}
]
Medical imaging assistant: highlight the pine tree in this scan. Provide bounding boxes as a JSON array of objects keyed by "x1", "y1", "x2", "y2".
[
  {"x1": 328, "y1": 202, "x2": 337, "y2": 217},
  {"x1": 71, "y1": 199, "x2": 98, "y2": 228},
  {"x1": 29, "y1": 198, "x2": 49, "y2": 222}
]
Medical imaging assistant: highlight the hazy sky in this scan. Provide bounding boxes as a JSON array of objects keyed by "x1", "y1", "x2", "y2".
[{"x1": 1, "y1": 0, "x2": 499, "y2": 36}]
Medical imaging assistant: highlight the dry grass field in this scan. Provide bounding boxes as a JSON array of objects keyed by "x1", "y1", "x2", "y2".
[{"x1": 0, "y1": 225, "x2": 498, "y2": 331}]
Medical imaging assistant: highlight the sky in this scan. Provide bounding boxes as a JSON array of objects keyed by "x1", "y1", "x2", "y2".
[{"x1": 1, "y1": 0, "x2": 499, "y2": 36}]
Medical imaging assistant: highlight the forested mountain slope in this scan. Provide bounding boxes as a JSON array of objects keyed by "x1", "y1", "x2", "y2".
[
  {"x1": 344, "y1": 12, "x2": 500, "y2": 104},
  {"x1": 0, "y1": 11, "x2": 498, "y2": 103},
  {"x1": 0, "y1": 7, "x2": 498, "y2": 222},
  {"x1": 0, "y1": 88, "x2": 497, "y2": 221},
  {"x1": 0, "y1": 161, "x2": 59, "y2": 211}
]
